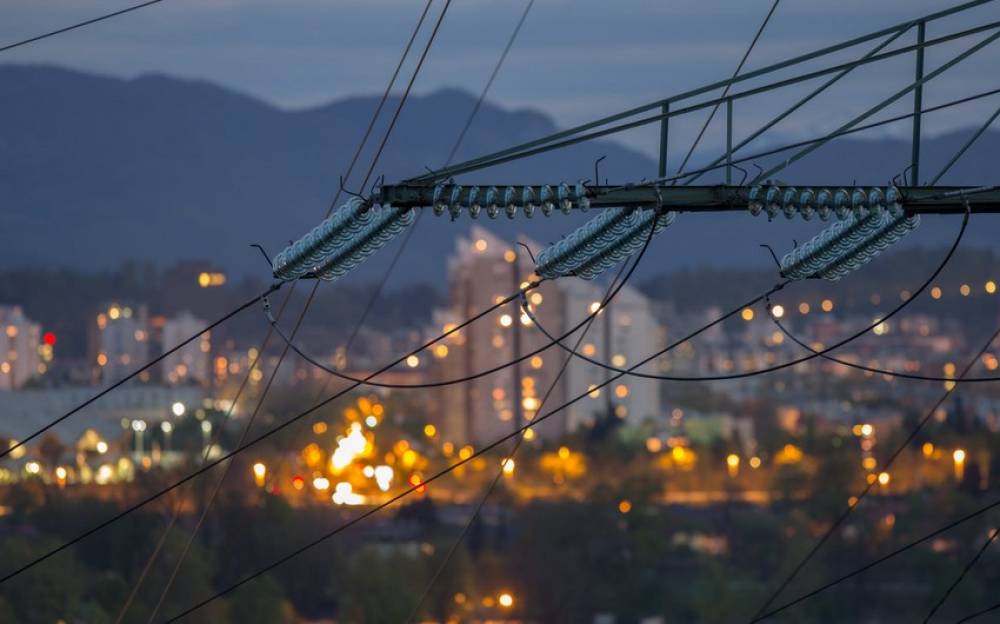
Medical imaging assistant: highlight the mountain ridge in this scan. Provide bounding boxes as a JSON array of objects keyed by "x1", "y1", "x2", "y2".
[{"x1": 1, "y1": 63, "x2": 998, "y2": 283}]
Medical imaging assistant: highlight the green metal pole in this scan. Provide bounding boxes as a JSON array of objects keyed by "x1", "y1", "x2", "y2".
[
  {"x1": 658, "y1": 102, "x2": 669, "y2": 178},
  {"x1": 726, "y1": 98, "x2": 734, "y2": 185},
  {"x1": 912, "y1": 21, "x2": 926, "y2": 185}
]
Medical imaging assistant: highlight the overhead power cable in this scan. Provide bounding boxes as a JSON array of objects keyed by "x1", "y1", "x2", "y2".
[
  {"x1": 0, "y1": 283, "x2": 281, "y2": 460},
  {"x1": 522, "y1": 205, "x2": 967, "y2": 382},
  {"x1": 164, "y1": 200, "x2": 967, "y2": 619},
  {"x1": 150, "y1": 202, "x2": 968, "y2": 622},
  {"x1": 305, "y1": 0, "x2": 531, "y2": 412},
  {"x1": 770, "y1": 313, "x2": 1000, "y2": 383},
  {"x1": 954, "y1": 601, "x2": 1000, "y2": 622},
  {"x1": 747, "y1": 271, "x2": 991, "y2": 622},
  {"x1": 0, "y1": 282, "x2": 539, "y2": 586},
  {"x1": 0, "y1": 0, "x2": 167, "y2": 54},
  {"x1": 139, "y1": 1, "x2": 448, "y2": 619},
  {"x1": 402, "y1": 213, "x2": 642, "y2": 623},
  {"x1": 752, "y1": 482, "x2": 1000, "y2": 621},
  {"x1": 113, "y1": 286, "x2": 297, "y2": 624},
  {"x1": 160, "y1": 238, "x2": 781, "y2": 621}
]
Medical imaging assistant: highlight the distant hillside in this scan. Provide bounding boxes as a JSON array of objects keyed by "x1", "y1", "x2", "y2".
[{"x1": 1, "y1": 64, "x2": 998, "y2": 282}]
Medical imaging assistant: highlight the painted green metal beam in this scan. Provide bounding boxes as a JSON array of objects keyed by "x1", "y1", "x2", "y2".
[
  {"x1": 412, "y1": 17, "x2": 1000, "y2": 183},
  {"x1": 408, "y1": 0, "x2": 997, "y2": 184},
  {"x1": 379, "y1": 184, "x2": 1000, "y2": 214}
]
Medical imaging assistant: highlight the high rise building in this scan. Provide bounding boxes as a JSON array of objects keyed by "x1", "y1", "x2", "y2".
[
  {"x1": 92, "y1": 302, "x2": 150, "y2": 384},
  {"x1": 0, "y1": 305, "x2": 42, "y2": 390},
  {"x1": 162, "y1": 310, "x2": 211, "y2": 385},
  {"x1": 558, "y1": 278, "x2": 663, "y2": 432},
  {"x1": 433, "y1": 226, "x2": 664, "y2": 446}
]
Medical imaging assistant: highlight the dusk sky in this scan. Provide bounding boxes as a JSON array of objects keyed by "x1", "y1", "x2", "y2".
[{"x1": 3, "y1": 0, "x2": 998, "y2": 156}]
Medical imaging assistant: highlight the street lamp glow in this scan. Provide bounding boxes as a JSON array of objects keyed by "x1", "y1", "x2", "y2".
[
  {"x1": 501, "y1": 458, "x2": 515, "y2": 476},
  {"x1": 726, "y1": 453, "x2": 740, "y2": 477},
  {"x1": 953, "y1": 448, "x2": 967, "y2": 481},
  {"x1": 771, "y1": 304, "x2": 784, "y2": 319},
  {"x1": 131, "y1": 420, "x2": 147, "y2": 432},
  {"x1": 160, "y1": 421, "x2": 173, "y2": 434},
  {"x1": 498, "y1": 592, "x2": 514, "y2": 608},
  {"x1": 171, "y1": 402, "x2": 185, "y2": 417}
]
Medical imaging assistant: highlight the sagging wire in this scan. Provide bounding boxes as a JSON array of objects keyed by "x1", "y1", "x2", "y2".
[{"x1": 749, "y1": 322, "x2": 1000, "y2": 622}]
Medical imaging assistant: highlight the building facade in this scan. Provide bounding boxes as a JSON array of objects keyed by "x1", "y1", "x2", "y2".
[
  {"x1": 433, "y1": 226, "x2": 664, "y2": 446},
  {"x1": 0, "y1": 305, "x2": 42, "y2": 390},
  {"x1": 162, "y1": 310, "x2": 211, "y2": 385}
]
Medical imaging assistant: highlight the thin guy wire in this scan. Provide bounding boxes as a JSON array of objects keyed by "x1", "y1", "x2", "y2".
[
  {"x1": 599, "y1": 84, "x2": 1000, "y2": 195},
  {"x1": 674, "y1": 0, "x2": 781, "y2": 177},
  {"x1": 927, "y1": 102, "x2": 1000, "y2": 185},
  {"x1": 406, "y1": 0, "x2": 993, "y2": 184},
  {"x1": 139, "y1": 1, "x2": 441, "y2": 617},
  {"x1": 444, "y1": 0, "x2": 534, "y2": 166},
  {"x1": 0, "y1": 0, "x2": 166, "y2": 53},
  {"x1": 751, "y1": 28, "x2": 1000, "y2": 184},
  {"x1": 680, "y1": 27, "x2": 908, "y2": 186},
  {"x1": 144, "y1": 292, "x2": 315, "y2": 622},
  {"x1": 417, "y1": 18, "x2": 1000, "y2": 184}
]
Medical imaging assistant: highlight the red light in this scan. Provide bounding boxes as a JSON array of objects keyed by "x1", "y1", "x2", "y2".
[
  {"x1": 292, "y1": 476, "x2": 305, "y2": 490},
  {"x1": 43, "y1": 332, "x2": 56, "y2": 346}
]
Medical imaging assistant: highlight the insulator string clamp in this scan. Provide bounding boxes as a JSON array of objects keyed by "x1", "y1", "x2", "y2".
[
  {"x1": 272, "y1": 197, "x2": 374, "y2": 281},
  {"x1": 747, "y1": 184, "x2": 904, "y2": 222},
  {"x1": 779, "y1": 209, "x2": 920, "y2": 281},
  {"x1": 314, "y1": 207, "x2": 416, "y2": 283},
  {"x1": 535, "y1": 207, "x2": 676, "y2": 280}
]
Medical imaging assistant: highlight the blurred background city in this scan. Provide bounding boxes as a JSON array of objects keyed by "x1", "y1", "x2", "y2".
[{"x1": 3, "y1": 1, "x2": 1000, "y2": 623}]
